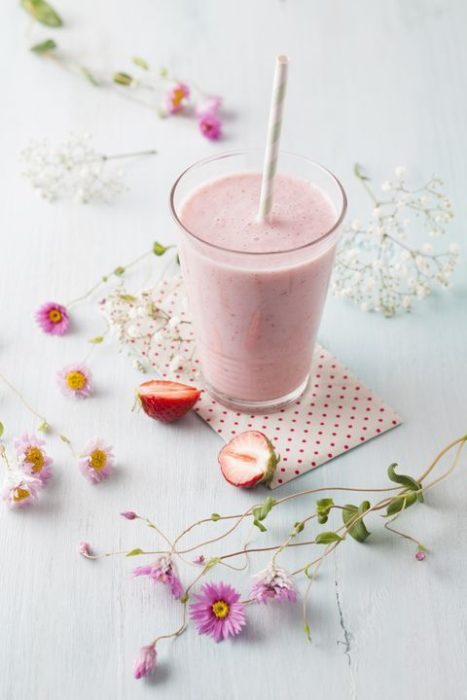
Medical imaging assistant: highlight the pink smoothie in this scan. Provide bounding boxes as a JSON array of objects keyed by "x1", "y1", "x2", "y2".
[{"x1": 179, "y1": 172, "x2": 338, "y2": 405}]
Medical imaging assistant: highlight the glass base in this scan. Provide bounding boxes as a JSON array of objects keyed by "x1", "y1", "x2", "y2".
[{"x1": 203, "y1": 374, "x2": 310, "y2": 414}]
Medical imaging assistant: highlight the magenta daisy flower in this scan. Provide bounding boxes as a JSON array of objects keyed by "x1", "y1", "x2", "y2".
[
  {"x1": 2, "y1": 473, "x2": 42, "y2": 508},
  {"x1": 165, "y1": 82, "x2": 190, "y2": 114},
  {"x1": 250, "y1": 565, "x2": 297, "y2": 604},
  {"x1": 14, "y1": 433, "x2": 53, "y2": 484},
  {"x1": 189, "y1": 581, "x2": 246, "y2": 642},
  {"x1": 78, "y1": 438, "x2": 114, "y2": 484},
  {"x1": 133, "y1": 555, "x2": 183, "y2": 599},
  {"x1": 133, "y1": 643, "x2": 157, "y2": 680},
  {"x1": 198, "y1": 112, "x2": 222, "y2": 140},
  {"x1": 35, "y1": 302, "x2": 70, "y2": 336},
  {"x1": 57, "y1": 362, "x2": 93, "y2": 399}
]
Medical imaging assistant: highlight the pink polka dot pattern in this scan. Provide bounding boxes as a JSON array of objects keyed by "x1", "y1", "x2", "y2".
[{"x1": 102, "y1": 275, "x2": 402, "y2": 489}]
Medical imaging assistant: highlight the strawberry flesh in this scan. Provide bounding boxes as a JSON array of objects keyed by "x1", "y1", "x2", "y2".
[
  {"x1": 138, "y1": 380, "x2": 201, "y2": 423},
  {"x1": 218, "y1": 431, "x2": 279, "y2": 488}
]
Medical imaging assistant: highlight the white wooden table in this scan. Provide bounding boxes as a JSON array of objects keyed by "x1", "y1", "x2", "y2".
[{"x1": 1, "y1": 1, "x2": 466, "y2": 698}]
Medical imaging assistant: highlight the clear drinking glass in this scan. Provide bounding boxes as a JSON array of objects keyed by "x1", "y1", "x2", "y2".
[{"x1": 170, "y1": 150, "x2": 346, "y2": 413}]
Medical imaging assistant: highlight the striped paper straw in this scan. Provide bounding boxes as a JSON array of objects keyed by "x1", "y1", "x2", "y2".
[{"x1": 257, "y1": 55, "x2": 289, "y2": 221}]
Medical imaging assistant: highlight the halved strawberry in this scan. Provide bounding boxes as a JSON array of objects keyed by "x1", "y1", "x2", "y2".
[
  {"x1": 218, "y1": 431, "x2": 279, "y2": 488},
  {"x1": 138, "y1": 380, "x2": 201, "y2": 423}
]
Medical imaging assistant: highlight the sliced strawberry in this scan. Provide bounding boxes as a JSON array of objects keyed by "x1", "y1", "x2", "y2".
[
  {"x1": 218, "y1": 431, "x2": 279, "y2": 488},
  {"x1": 138, "y1": 380, "x2": 201, "y2": 423}
]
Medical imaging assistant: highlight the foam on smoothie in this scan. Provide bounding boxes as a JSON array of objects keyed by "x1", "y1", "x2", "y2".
[{"x1": 180, "y1": 172, "x2": 337, "y2": 253}]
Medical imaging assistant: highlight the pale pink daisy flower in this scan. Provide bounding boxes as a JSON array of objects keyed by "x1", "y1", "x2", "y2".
[
  {"x1": 190, "y1": 581, "x2": 246, "y2": 642},
  {"x1": 14, "y1": 433, "x2": 53, "y2": 484},
  {"x1": 250, "y1": 564, "x2": 297, "y2": 604},
  {"x1": 78, "y1": 438, "x2": 114, "y2": 484},
  {"x1": 133, "y1": 643, "x2": 157, "y2": 680},
  {"x1": 198, "y1": 112, "x2": 222, "y2": 140},
  {"x1": 165, "y1": 82, "x2": 190, "y2": 114},
  {"x1": 133, "y1": 555, "x2": 183, "y2": 599},
  {"x1": 57, "y1": 362, "x2": 93, "y2": 399},
  {"x1": 195, "y1": 95, "x2": 222, "y2": 118},
  {"x1": 35, "y1": 301, "x2": 70, "y2": 336},
  {"x1": 2, "y1": 473, "x2": 42, "y2": 508}
]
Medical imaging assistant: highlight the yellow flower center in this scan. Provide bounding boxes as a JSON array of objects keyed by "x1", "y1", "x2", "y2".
[
  {"x1": 89, "y1": 449, "x2": 107, "y2": 471},
  {"x1": 172, "y1": 88, "x2": 186, "y2": 108},
  {"x1": 212, "y1": 600, "x2": 230, "y2": 619},
  {"x1": 66, "y1": 370, "x2": 87, "y2": 391},
  {"x1": 13, "y1": 487, "x2": 30, "y2": 502},
  {"x1": 48, "y1": 308, "x2": 62, "y2": 324},
  {"x1": 25, "y1": 446, "x2": 45, "y2": 473}
]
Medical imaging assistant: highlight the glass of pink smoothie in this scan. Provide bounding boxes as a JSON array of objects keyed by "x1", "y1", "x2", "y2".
[{"x1": 170, "y1": 150, "x2": 346, "y2": 413}]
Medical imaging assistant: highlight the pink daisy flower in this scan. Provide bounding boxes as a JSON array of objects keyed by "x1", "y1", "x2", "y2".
[
  {"x1": 189, "y1": 581, "x2": 246, "y2": 642},
  {"x1": 35, "y1": 301, "x2": 70, "y2": 336},
  {"x1": 165, "y1": 82, "x2": 190, "y2": 114},
  {"x1": 57, "y1": 362, "x2": 93, "y2": 399},
  {"x1": 133, "y1": 643, "x2": 157, "y2": 680},
  {"x1": 250, "y1": 565, "x2": 297, "y2": 604},
  {"x1": 2, "y1": 473, "x2": 42, "y2": 508},
  {"x1": 14, "y1": 433, "x2": 53, "y2": 484},
  {"x1": 133, "y1": 555, "x2": 183, "y2": 599},
  {"x1": 195, "y1": 95, "x2": 222, "y2": 118},
  {"x1": 78, "y1": 438, "x2": 114, "y2": 484},
  {"x1": 198, "y1": 112, "x2": 222, "y2": 141}
]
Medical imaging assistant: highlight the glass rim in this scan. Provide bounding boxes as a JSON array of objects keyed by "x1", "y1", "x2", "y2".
[{"x1": 169, "y1": 149, "x2": 347, "y2": 256}]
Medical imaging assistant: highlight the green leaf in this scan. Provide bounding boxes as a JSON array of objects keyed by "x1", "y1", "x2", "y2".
[
  {"x1": 114, "y1": 266, "x2": 126, "y2": 276},
  {"x1": 0, "y1": 422, "x2": 4, "y2": 438},
  {"x1": 342, "y1": 502, "x2": 371, "y2": 543},
  {"x1": 152, "y1": 241, "x2": 170, "y2": 256},
  {"x1": 386, "y1": 492, "x2": 417, "y2": 516},
  {"x1": 126, "y1": 548, "x2": 144, "y2": 557},
  {"x1": 252, "y1": 496, "x2": 276, "y2": 523},
  {"x1": 354, "y1": 162, "x2": 369, "y2": 181},
  {"x1": 292, "y1": 521, "x2": 305, "y2": 535},
  {"x1": 316, "y1": 497, "x2": 334, "y2": 524},
  {"x1": 118, "y1": 294, "x2": 137, "y2": 303},
  {"x1": 30, "y1": 38, "x2": 57, "y2": 53},
  {"x1": 132, "y1": 56, "x2": 149, "y2": 70},
  {"x1": 21, "y1": 0, "x2": 63, "y2": 27},
  {"x1": 203, "y1": 557, "x2": 220, "y2": 571},
  {"x1": 253, "y1": 518, "x2": 267, "y2": 533},
  {"x1": 211, "y1": 512, "x2": 221, "y2": 521},
  {"x1": 113, "y1": 72, "x2": 134, "y2": 87},
  {"x1": 315, "y1": 531, "x2": 343, "y2": 544},
  {"x1": 387, "y1": 463, "x2": 422, "y2": 492},
  {"x1": 88, "y1": 336, "x2": 104, "y2": 344},
  {"x1": 79, "y1": 65, "x2": 99, "y2": 86},
  {"x1": 304, "y1": 622, "x2": 312, "y2": 642},
  {"x1": 59, "y1": 434, "x2": 71, "y2": 444},
  {"x1": 37, "y1": 420, "x2": 50, "y2": 433},
  {"x1": 160, "y1": 67, "x2": 168, "y2": 78}
]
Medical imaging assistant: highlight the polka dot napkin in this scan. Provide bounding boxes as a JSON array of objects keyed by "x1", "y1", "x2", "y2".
[{"x1": 102, "y1": 275, "x2": 401, "y2": 489}]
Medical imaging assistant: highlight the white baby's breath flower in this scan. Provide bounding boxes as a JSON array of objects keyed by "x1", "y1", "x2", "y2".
[{"x1": 332, "y1": 165, "x2": 458, "y2": 317}]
